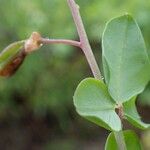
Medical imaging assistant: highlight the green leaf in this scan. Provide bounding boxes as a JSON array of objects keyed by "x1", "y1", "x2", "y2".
[
  {"x1": 123, "y1": 97, "x2": 149, "y2": 129},
  {"x1": 73, "y1": 78, "x2": 121, "y2": 131},
  {"x1": 105, "y1": 132, "x2": 118, "y2": 150},
  {"x1": 102, "y1": 14, "x2": 150, "y2": 103},
  {"x1": 105, "y1": 130, "x2": 142, "y2": 150},
  {"x1": 139, "y1": 82, "x2": 150, "y2": 106},
  {"x1": 102, "y1": 56, "x2": 110, "y2": 85}
]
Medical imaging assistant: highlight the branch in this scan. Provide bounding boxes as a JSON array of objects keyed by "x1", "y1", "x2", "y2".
[
  {"x1": 40, "y1": 38, "x2": 81, "y2": 48},
  {"x1": 67, "y1": 0, "x2": 103, "y2": 80}
]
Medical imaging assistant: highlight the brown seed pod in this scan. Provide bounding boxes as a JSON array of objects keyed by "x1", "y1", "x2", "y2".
[
  {"x1": 0, "y1": 47, "x2": 26, "y2": 77},
  {"x1": 0, "y1": 32, "x2": 42, "y2": 77}
]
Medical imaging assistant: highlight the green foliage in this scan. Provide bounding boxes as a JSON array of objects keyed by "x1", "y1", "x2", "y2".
[
  {"x1": 74, "y1": 15, "x2": 149, "y2": 133},
  {"x1": 123, "y1": 97, "x2": 149, "y2": 129},
  {"x1": 0, "y1": 0, "x2": 149, "y2": 120},
  {"x1": 105, "y1": 130, "x2": 142, "y2": 150},
  {"x1": 73, "y1": 78, "x2": 121, "y2": 131},
  {"x1": 73, "y1": 14, "x2": 149, "y2": 149},
  {"x1": 139, "y1": 82, "x2": 150, "y2": 105},
  {"x1": 0, "y1": 0, "x2": 149, "y2": 149},
  {"x1": 102, "y1": 14, "x2": 150, "y2": 103}
]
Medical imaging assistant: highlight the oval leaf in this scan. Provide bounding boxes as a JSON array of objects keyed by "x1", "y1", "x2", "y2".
[
  {"x1": 73, "y1": 78, "x2": 121, "y2": 131},
  {"x1": 123, "y1": 97, "x2": 150, "y2": 129},
  {"x1": 102, "y1": 14, "x2": 150, "y2": 102},
  {"x1": 0, "y1": 41, "x2": 26, "y2": 76},
  {"x1": 105, "y1": 130, "x2": 142, "y2": 150}
]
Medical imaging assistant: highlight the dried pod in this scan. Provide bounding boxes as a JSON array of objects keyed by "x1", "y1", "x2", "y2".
[
  {"x1": 0, "y1": 32, "x2": 42, "y2": 77},
  {"x1": 0, "y1": 41, "x2": 26, "y2": 77}
]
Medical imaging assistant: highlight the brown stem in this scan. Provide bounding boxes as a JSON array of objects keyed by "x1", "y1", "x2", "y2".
[
  {"x1": 40, "y1": 38, "x2": 81, "y2": 48},
  {"x1": 67, "y1": 0, "x2": 103, "y2": 80},
  {"x1": 116, "y1": 103, "x2": 124, "y2": 121}
]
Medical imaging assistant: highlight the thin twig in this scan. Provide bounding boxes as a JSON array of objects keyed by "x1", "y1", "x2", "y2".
[
  {"x1": 67, "y1": 0, "x2": 103, "y2": 80},
  {"x1": 40, "y1": 38, "x2": 81, "y2": 48}
]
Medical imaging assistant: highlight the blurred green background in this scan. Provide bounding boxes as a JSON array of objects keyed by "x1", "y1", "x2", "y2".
[{"x1": 0, "y1": 0, "x2": 149, "y2": 150}]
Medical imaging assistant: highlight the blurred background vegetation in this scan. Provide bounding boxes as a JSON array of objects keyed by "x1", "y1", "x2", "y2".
[{"x1": 0, "y1": 0, "x2": 149, "y2": 149}]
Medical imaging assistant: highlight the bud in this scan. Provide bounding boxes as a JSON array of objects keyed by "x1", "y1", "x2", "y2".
[
  {"x1": 0, "y1": 32, "x2": 42, "y2": 77},
  {"x1": 0, "y1": 41, "x2": 26, "y2": 77}
]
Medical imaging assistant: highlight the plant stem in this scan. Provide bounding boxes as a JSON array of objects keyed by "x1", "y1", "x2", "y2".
[
  {"x1": 114, "y1": 131, "x2": 127, "y2": 150},
  {"x1": 67, "y1": 0, "x2": 103, "y2": 80},
  {"x1": 40, "y1": 38, "x2": 81, "y2": 48},
  {"x1": 67, "y1": 0, "x2": 127, "y2": 150},
  {"x1": 115, "y1": 105, "x2": 127, "y2": 150}
]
